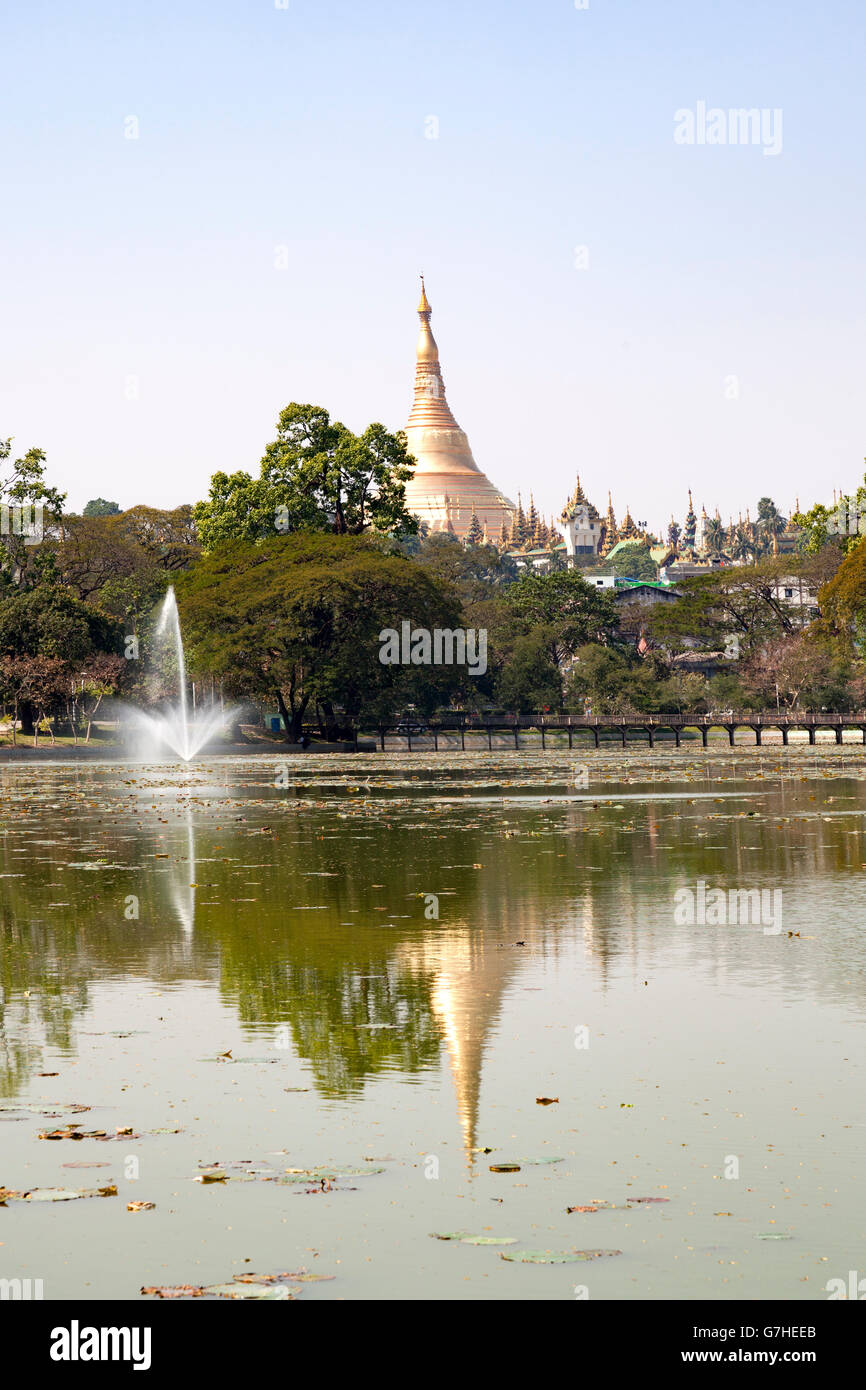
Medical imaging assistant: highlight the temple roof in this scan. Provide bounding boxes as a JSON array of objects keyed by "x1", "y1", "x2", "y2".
[{"x1": 561, "y1": 473, "x2": 600, "y2": 522}]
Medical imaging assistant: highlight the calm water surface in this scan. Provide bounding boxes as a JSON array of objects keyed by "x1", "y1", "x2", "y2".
[{"x1": 1, "y1": 747, "x2": 864, "y2": 1300}]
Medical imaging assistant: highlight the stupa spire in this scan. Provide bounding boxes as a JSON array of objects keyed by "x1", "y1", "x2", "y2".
[
  {"x1": 407, "y1": 278, "x2": 459, "y2": 429},
  {"x1": 403, "y1": 279, "x2": 515, "y2": 539}
]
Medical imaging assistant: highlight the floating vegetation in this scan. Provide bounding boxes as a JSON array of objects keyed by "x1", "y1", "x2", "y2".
[
  {"x1": 0, "y1": 1102, "x2": 91, "y2": 1116},
  {"x1": 141, "y1": 1270, "x2": 326, "y2": 1299},
  {"x1": 38, "y1": 1125, "x2": 142, "y2": 1141},
  {"x1": 495, "y1": 1157, "x2": 564, "y2": 1166},
  {"x1": 193, "y1": 1161, "x2": 386, "y2": 1186},
  {"x1": 501, "y1": 1248, "x2": 622, "y2": 1264},
  {"x1": 1, "y1": 1184, "x2": 117, "y2": 1204}
]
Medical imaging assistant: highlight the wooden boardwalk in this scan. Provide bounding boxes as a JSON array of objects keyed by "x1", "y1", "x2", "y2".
[{"x1": 362, "y1": 712, "x2": 866, "y2": 751}]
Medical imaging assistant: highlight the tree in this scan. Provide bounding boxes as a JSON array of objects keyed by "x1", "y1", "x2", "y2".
[
  {"x1": 83, "y1": 499, "x2": 122, "y2": 517},
  {"x1": 175, "y1": 534, "x2": 460, "y2": 741},
  {"x1": 506, "y1": 570, "x2": 619, "y2": 673},
  {"x1": 411, "y1": 532, "x2": 518, "y2": 607},
  {"x1": 465, "y1": 509, "x2": 483, "y2": 545},
  {"x1": 816, "y1": 539, "x2": 866, "y2": 653},
  {"x1": 704, "y1": 516, "x2": 727, "y2": 556},
  {"x1": 649, "y1": 558, "x2": 817, "y2": 655},
  {"x1": 607, "y1": 545, "x2": 657, "y2": 580},
  {"x1": 193, "y1": 404, "x2": 419, "y2": 553},
  {"x1": 0, "y1": 656, "x2": 66, "y2": 745},
  {"x1": 739, "y1": 632, "x2": 852, "y2": 710},
  {"x1": 0, "y1": 439, "x2": 66, "y2": 587},
  {"x1": 757, "y1": 497, "x2": 786, "y2": 540},
  {"x1": 495, "y1": 631, "x2": 563, "y2": 711},
  {"x1": 729, "y1": 523, "x2": 753, "y2": 563},
  {"x1": 0, "y1": 583, "x2": 122, "y2": 736},
  {"x1": 76, "y1": 653, "x2": 128, "y2": 741},
  {"x1": 0, "y1": 585, "x2": 120, "y2": 664},
  {"x1": 50, "y1": 506, "x2": 197, "y2": 630},
  {"x1": 793, "y1": 474, "x2": 866, "y2": 556}
]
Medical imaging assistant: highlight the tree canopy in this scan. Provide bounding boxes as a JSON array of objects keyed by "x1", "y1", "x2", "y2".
[
  {"x1": 83, "y1": 499, "x2": 122, "y2": 517},
  {"x1": 175, "y1": 533, "x2": 461, "y2": 739},
  {"x1": 193, "y1": 403, "x2": 419, "y2": 553}
]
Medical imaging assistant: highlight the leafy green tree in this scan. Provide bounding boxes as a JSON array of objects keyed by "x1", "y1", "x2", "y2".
[
  {"x1": 0, "y1": 439, "x2": 66, "y2": 586},
  {"x1": 566, "y1": 645, "x2": 639, "y2": 714},
  {"x1": 175, "y1": 534, "x2": 460, "y2": 740},
  {"x1": 757, "y1": 497, "x2": 786, "y2": 541},
  {"x1": 0, "y1": 585, "x2": 120, "y2": 664},
  {"x1": 50, "y1": 506, "x2": 196, "y2": 632},
  {"x1": 816, "y1": 540, "x2": 866, "y2": 654},
  {"x1": 494, "y1": 631, "x2": 563, "y2": 711},
  {"x1": 0, "y1": 583, "x2": 123, "y2": 737},
  {"x1": 194, "y1": 404, "x2": 418, "y2": 553},
  {"x1": 506, "y1": 569, "x2": 619, "y2": 673},
  {"x1": 607, "y1": 545, "x2": 657, "y2": 580},
  {"x1": 704, "y1": 516, "x2": 727, "y2": 556},
  {"x1": 82, "y1": 499, "x2": 122, "y2": 517},
  {"x1": 649, "y1": 558, "x2": 822, "y2": 656},
  {"x1": 411, "y1": 532, "x2": 518, "y2": 607}
]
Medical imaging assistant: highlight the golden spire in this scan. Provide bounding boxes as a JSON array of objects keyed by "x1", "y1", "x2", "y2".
[{"x1": 407, "y1": 276, "x2": 459, "y2": 429}]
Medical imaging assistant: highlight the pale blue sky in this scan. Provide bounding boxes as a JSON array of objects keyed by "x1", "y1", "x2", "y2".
[{"x1": 2, "y1": 0, "x2": 864, "y2": 533}]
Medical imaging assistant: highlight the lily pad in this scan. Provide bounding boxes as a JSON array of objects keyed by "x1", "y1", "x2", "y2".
[
  {"x1": 501, "y1": 1248, "x2": 622, "y2": 1264},
  {"x1": 282, "y1": 1166, "x2": 385, "y2": 1180},
  {"x1": 460, "y1": 1235, "x2": 517, "y2": 1246},
  {"x1": 430, "y1": 1231, "x2": 473, "y2": 1241},
  {"x1": 497, "y1": 1157, "x2": 564, "y2": 1166},
  {"x1": 0, "y1": 1101, "x2": 90, "y2": 1115},
  {"x1": 141, "y1": 1285, "x2": 204, "y2": 1299},
  {"x1": 201, "y1": 1282, "x2": 299, "y2": 1300},
  {"x1": 15, "y1": 1184, "x2": 117, "y2": 1202},
  {"x1": 233, "y1": 1271, "x2": 331, "y2": 1285}
]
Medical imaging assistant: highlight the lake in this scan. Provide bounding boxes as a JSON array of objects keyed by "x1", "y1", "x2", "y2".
[{"x1": 1, "y1": 747, "x2": 864, "y2": 1300}]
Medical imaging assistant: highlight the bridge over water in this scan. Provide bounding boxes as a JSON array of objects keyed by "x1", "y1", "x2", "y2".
[{"x1": 360, "y1": 712, "x2": 866, "y2": 752}]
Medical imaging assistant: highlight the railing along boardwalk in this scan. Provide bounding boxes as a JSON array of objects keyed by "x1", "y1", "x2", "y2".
[{"x1": 359, "y1": 711, "x2": 866, "y2": 752}]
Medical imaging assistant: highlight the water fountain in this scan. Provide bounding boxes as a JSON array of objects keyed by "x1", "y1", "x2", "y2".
[{"x1": 123, "y1": 587, "x2": 233, "y2": 761}]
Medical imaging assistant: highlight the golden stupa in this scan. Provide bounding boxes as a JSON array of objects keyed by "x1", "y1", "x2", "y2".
[{"x1": 403, "y1": 278, "x2": 514, "y2": 540}]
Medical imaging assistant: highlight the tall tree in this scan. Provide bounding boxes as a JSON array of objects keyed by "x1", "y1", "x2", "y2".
[
  {"x1": 175, "y1": 534, "x2": 460, "y2": 741},
  {"x1": 704, "y1": 515, "x2": 727, "y2": 556},
  {"x1": 0, "y1": 438, "x2": 66, "y2": 587},
  {"x1": 194, "y1": 404, "x2": 419, "y2": 553}
]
